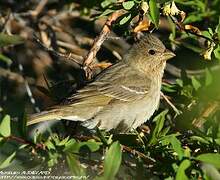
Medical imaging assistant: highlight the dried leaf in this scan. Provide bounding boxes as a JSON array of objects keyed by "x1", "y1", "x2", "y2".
[
  {"x1": 180, "y1": 11, "x2": 186, "y2": 22},
  {"x1": 185, "y1": 25, "x2": 201, "y2": 35},
  {"x1": 133, "y1": 18, "x2": 151, "y2": 33},
  {"x1": 202, "y1": 44, "x2": 214, "y2": 60}
]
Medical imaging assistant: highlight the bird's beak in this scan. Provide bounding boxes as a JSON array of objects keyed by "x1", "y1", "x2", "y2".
[{"x1": 164, "y1": 49, "x2": 176, "y2": 61}]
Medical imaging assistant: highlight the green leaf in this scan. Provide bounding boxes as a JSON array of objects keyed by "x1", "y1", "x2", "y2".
[
  {"x1": 183, "y1": 11, "x2": 212, "y2": 24},
  {"x1": 176, "y1": 79, "x2": 183, "y2": 87},
  {"x1": 196, "y1": 153, "x2": 220, "y2": 169},
  {"x1": 170, "y1": 136, "x2": 184, "y2": 160},
  {"x1": 190, "y1": 136, "x2": 210, "y2": 144},
  {"x1": 0, "y1": 115, "x2": 11, "y2": 137},
  {"x1": 201, "y1": 31, "x2": 212, "y2": 39},
  {"x1": 162, "y1": 83, "x2": 177, "y2": 92},
  {"x1": 215, "y1": 138, "x2": 220, "y2": 145},
  {"x1": 45, "y1": 140, "x2": 56, "y2": 150},
  {"x1": 0, "y1": 33, "x2": 24, "y2": 47},
  {"x1": 153, "y1": 109, "x2": 168, "y2": 126},
  {"x1": 81, "y1": 139, "x2": 102, "y2": 152},
  {"x1": 214, "y1": 45, "x2": 220, "y2": 60},
  {"x1": 176, "y1": 159, "x2": 191, "y2": 180},
  {"x1": 0, "y1": 137, "x2": 3, "y2": 142},
  {"x1": 172, "y1": 162, "x2": 179, "y2": 172},
  {"x1": 215, "y1": 17, "x2": 220, "y2": 40},
  {"x1": 33, "y1": 130, "x2": 41, "y2": 144},
  {"x1": 64, "y1": 139, "x2": 79, "y2": 153},
  {"x1": 51, "y1": 134, "x2": 61, "y2": 145},
  {"x1": 19, "y1": 144, "x2": 28, "y2": 150},
  {"x1": 47, "y1": 152, "x2": 60, "y2": 167},
  {"x1": 208, "y1": 28, "x2": 214, "y2": 35},
  {"x1": 66, "y1": 153, "x2": 85, "y2": 176},
  {"x1": 149, "y1": 0, "x2": 160, "y2": 28},
  {"x1": 0, "y1": 54, "x2": 12, "y2": 66},
  {"x1": 191, "y1": 76, "x2": 201, "y2": 91},
  {"x1": 119, "y1": 13, "x2": 132, "y2": 25},
  {"x1": 184, "y1": 147, "x2": 191, "y2": 158},
  {"x1": 101, "y1": 0, "x2": 117, "y2": 8},
  {"x1": 122, "y1": 1, "x2": 135, "y2": 10},
  {"x1": 0, "y1": 137, "x2": 5, "y2": 146},
  {"x1": 99, "y1": 9, "x2": 115, "y2": 17},
  {"x1": 205, "y1": 69, "x2": 213, "y2": 86},
  {"x1": 160, "y1": 126, "x2": 170, "y2": 136},
  {"x1": 57, "y1": 136, "x2": 70, "y2": 146},
  {"x1": 162, "y1": 135, "x2": 184, "y2": 160},
  {"x1": 149, "y1": 110, "x2": 168, "y2": 145},
  {"x1": 103, "y1": 141, "x2": 122, "y2": 180},
  {"x1": 0, "y1": 152, "x2": 16, "y2": 169}
]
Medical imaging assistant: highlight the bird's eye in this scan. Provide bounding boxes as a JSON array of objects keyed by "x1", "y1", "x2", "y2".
[{"x1": 148, "y1": 49, "x2": 156, "y2": 55}]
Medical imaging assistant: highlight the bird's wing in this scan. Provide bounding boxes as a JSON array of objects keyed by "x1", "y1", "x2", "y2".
[
  {"x1": 27, "y1": 63, "x2": 151, "y2": 126},
  {"x1": 70, "y1": 63, "x2": 151, "y2": 103},
  {"x1": 95, "y1": 81, "x2": 149, "y2": 102}
]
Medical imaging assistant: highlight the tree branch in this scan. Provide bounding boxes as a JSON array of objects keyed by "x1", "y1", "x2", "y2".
[{"x1": 83, "y1": 10, "x2": 125, "y2": 78}]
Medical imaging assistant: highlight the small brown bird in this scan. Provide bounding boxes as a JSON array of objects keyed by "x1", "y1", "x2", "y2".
[{"x1": 27, "y1": 34, "x2": 175, "y2": 132}]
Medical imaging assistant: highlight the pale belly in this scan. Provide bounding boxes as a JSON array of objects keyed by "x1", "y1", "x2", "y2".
[
  {"x1": 131, "y1": 90, "x2": 161, "y2": 129},
  {"x1": 83, "y1": 83, "x2": 162, "y2": 132},
  {"x1": 93, "y1": 88, "x2": 161, "y2": 131}
]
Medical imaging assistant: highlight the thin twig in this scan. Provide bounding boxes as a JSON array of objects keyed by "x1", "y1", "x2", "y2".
[
  {"x1": 122, "y1": 145, "x2": 156, "y2": 164},
  {"x1": 29, "y1": 0, "x2": 48, "y2": 17},
  {"x1": 161, "y1": 92, "x2": 181, "y2": 115},
  {"x1": 7, "y1": 135, "x2": 45, "y2": 150},
  {"x1": 0, "y1": 11, "x2": 11, "y2": 33},
  {"x1": 57, "y1": 40, "x2": 85, "y2": 56},
  {"x1": 0, "y1": 67, "x2": 35, "y2": 84},
  {"x1": 83, "y1": 10, "x2": 125, "y2": 77},
  {"x1": 33, "y1": 34, "x2": 82, "y2": 67},
  {"x1": 73, "y1": 133, "x2": 155, "y2": 163},
  {"x1": 18, "y1": 63, "x2": 40, "y2": 113},
  {"x1": 170, "y1": 15, "x2": 213, "y2": 42}
]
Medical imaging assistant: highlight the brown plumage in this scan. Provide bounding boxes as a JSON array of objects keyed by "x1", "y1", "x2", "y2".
[{"x1": 27, "y1": 34, "x2": 175, "y2": 132}]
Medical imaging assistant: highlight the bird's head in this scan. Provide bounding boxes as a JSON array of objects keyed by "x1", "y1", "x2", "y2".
[{"x1": 126, "y1": 34, "x2": 175, "y2": 73}]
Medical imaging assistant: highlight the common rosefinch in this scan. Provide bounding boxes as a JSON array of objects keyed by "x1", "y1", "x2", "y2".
[{"x1": 27, "y1": 34, "x2": 175, "y2": 132}]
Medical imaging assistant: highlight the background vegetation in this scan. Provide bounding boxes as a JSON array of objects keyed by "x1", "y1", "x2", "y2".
[{"x1": 0, "y1": 0, "x2": 220, "y2": 179}]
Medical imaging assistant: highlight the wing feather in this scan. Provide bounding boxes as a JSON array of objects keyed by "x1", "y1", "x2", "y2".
[{"x1": 68, "y1": 63, "x2": 151, "y2": 103}]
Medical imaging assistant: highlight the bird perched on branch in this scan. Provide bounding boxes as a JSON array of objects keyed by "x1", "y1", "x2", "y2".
[{"x1": 27, "y1": 34, "x2": 175, "y2": 132}]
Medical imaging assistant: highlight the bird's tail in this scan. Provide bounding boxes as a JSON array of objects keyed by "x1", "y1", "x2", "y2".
[
  {"x1": 27, "y1": 101, "x2": 103, "y2": 126},
  {"x1": 27, "y1": 109, "x2": 67, "y2": 126}
]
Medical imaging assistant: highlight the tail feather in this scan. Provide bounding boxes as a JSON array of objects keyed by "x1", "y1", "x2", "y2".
[
  {"x1": 27, "y1": 105, "x2": 101, "y2": 126},
  {"x1": 27, "y1": 110, "x2": 65, "y2": 126},
  {"x1": 27, "y1": 95, "x2": 109, "y2": 126}
]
